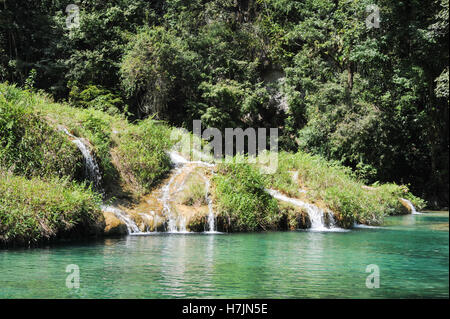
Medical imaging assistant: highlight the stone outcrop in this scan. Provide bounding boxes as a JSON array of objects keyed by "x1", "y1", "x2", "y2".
[{"x1": 103, "y1": 211, "x2": 127, "y2": 235}]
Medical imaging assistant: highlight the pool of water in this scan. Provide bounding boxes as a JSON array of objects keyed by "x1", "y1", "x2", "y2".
[{"x1": 0, "y1": 212, "x2": 448, "y2": 298}]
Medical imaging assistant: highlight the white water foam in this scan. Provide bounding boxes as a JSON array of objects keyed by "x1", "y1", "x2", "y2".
[
  {"x1": 60, "y1": 127, "x2": 103, "y2": 193},
  {"x1": 266, "y1": 189, "x2": 347, "y2": 232},
  {"x1": 201, "y1": 174, "x2": 218, "y2": 233},
  {"x1": 401, "y1": 198, "x2": 423, "y2": 215},
  {"x1": 162, "y1": 151, "x2": 218, "y2": 233},
  {"x1": 101, "y1": 205, "x2": 149, "y2": 235},
  {"x1": 169, "y1": 150, "x2": 215, "y2": 168},
  {"x1": 169, "y1": 151, "x2": 189, "y2": 166},
  {"x1": 161, "y1": 166, "x2": 185, "y2": 232},
  {"x1": 353, "y1": 223, "x2": 383, "y2": 229}
]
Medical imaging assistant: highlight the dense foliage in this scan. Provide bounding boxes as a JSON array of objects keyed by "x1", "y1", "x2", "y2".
[
  {"x1": 0, "y1": 88, "x2": 82, "y2": 180},
  {"x1": 262, "y1": 151, "x2": 425, "y2": 226},
  {"x1": 115, "y1": 117, "x2": 174, "y2": 193},
  {"x1": 0, "y1": 170, "x2": 103, "y2": 246},
  {"x1": 0, "y1": 83, "x2": 174, "y2": 195},
  {"x1": 0, "y1": 83, "x2": 176, "y2": 245},
  {"x1": 1, "y1": 0, "x2": 448, "y2": 207},
  {"x1": 213, "y1": 160, "x2": 280, "y2": 231}
]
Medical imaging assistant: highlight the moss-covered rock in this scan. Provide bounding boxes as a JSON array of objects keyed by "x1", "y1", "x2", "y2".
[
  {"x1": 187, "y1": 210, "x2": 208, "y2": 232},
  {"x1": 278, "y1": 202, "x2": 311, "y2": 230}
]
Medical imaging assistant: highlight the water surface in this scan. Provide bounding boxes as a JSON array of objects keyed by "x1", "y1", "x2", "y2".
[{"x1": 0, "y1": 212, "x2": 448, "y2": 298}]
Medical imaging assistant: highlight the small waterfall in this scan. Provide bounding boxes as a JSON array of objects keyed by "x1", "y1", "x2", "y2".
[
  {"x1": 179, "y1": 216, "x2": 188, "y2": 232},
  {"x1": 161, "y1": 166, "x2": 185, "y2": 232},
  {"x1": 266, "y1": 189, "x2": 346, "y2": 232},
  {"x1": 161, "y1": 151, "x2": 217, "y2": 233},
  {"x1": 201, "y1": 175, "x2": 216, "y2": 233},
  {"x1": 101, "y1": 205, "x2": 141, "y2": 234},
  {"x1": 169, "y1": 148, "x2": 215, "y2": 168},
  {"x1": 60, "y1": 127, "x2": 103, "y2": 193},
  {"x1": 138, "y1": 213, "x2": 155, "y2": 232},
  {"x1": 72, "y1": 140, "x2": 103, "y2": 192},
  {"x1": 400, "y1": 198, "x2": 422, "y2": 215},
  {"x1": 169, "y1": 151, "x2": 189, "y2": 166},
  {"x1": 62, "y1": 127, "x2": 148, "y2": 234}
]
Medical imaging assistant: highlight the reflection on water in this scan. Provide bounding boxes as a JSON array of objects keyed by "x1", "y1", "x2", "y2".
[
  {"x1": 0, "y1": 212, "x2": 448, "y2": 298},
  {"x1": 384, "y1": 211, "x2": 449, "y2": 231}
]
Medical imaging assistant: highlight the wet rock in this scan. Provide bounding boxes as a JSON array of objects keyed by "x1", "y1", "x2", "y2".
[
  {"x1": 398, "y1": 198, "x2": 413, "y2": 214},
  {"x1": 187, "y1": 210, "x2": 208, "y2": 232},
  {"x1": 278, "y1": 202, "x2": 311, "y2": 230},
  {"x1": 135, "y1": 211, "x2": 167, "y2": 232},
  {"x1": 103, "y1": 211, "x2": 127, "y2": 235}
]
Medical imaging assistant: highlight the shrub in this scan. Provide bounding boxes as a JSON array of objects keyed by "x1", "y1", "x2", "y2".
[
  {"x1": 0, "y1": 87, "x2": 82, "y2": 180},
  {"x1": 213, "y1": 159, "x2": 279, "y2": 232},
  {"x1": 115, "y1": 118, "x2": 174, "y2": 193},
  {"x1": 69, "y1": 85, "x2": 124, "y2": 115},
  {"x1": 262, "y1": 151, "x2": 426, "y2": 227},
  {"x1": 180, "y1": 181, "x2": 207, "y2": 206},
  {"x1": 0, "y1": 170, "x2": 103, "y2": 246}
]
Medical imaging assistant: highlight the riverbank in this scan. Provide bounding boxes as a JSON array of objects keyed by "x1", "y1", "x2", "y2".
[{"x1": 1, "y1": 83, "x2": 427, "y2": 247}]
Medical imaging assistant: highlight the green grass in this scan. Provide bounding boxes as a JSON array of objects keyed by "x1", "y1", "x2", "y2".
[
  {"x1": 213, "y1": 158, "x2": 280, "y2": 231},
  {"x1": 0, "y1": 170, "x2": 103, "y2": 247},
  {"x1": 0, "y1": 83, "x2": 175, "y2": 194},
  {"x1": 262, "y1": 151, "x2": 426, "y2": 227},
  {"x1": 115, "y1": 118, "x2": 174, "y2": 193},
  {"x1": 180, "y1": 180, "x2": 207, "y2": 206},
  {"x1": 0, "y1": 89, "x2": 82, "y2": 180}
]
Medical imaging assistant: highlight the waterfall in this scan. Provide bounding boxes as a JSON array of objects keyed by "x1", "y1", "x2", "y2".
[
  {"x1": 140, "y1": 211, "x2": 162, "y2": 233},
  {"x1": 161, "y1": 166, "x2": 186, "y2": 233},
  {"x1": 60, "y1": 127, "x2": 103, "y2": 193},
  {"x1": 266, "y1": 189, "x2": 346, "y2": 232},
  {"x1": 161, "y1": 151, "x2": 217, "y2": 233},
  {"x1": 201, "y1": 174, "x2": 216, "y2": 233},
  {"x1": 72, "y1": 139, "x2": 103, "y2": 192},
  {"x1": 101, "y1": 205, "x2": 141, "y2": 234},
  {"x1": 169, "y1": 151, "x2": 189, "y2": 166},
  {"x1": 400, "y1": 198, "x2": 422, "y2": 215},
  {"x1": 61, "y1": 127, "x2": 150, "y2": 234}
]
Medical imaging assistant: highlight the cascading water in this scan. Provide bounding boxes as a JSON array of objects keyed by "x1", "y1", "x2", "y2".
[
  {"x1": 72, "y1": 139, "x2": 103, "y2": 192},
  {"x1": 138, "y1": 213, "x2": 151, "y2": 232},
  {"x1": 61, "y1": 127, "x2": 147, "y2": 234},
  {"x1": 169, "y1": 151, "x2": 189, "y2": 165},
  {"x1": 161, "y1": 165, "x2": 186, "y2": 233},
  {"x1": 101, "y1": 205, "x2": 141, "y2": 234},
  {"x1": 400, "y1": 198, "x2": 422, "y2": 215},
  {"x1": 60, "y1": 127, "x2": 103, "y2": 193},
  {"x1": 266, "y1": 189, "x2": 346, "y2": 232},
  {"x1": 161, "y1": 151, "x2": 217, "y2": 233},
  {"x1": 201, "y1": 174, "x2": 216, "y2": 233}
]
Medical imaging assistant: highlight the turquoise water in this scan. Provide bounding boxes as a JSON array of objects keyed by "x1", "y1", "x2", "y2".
[{"x1": 0, "y1": 212, "x2": 448, "y2": 298}]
